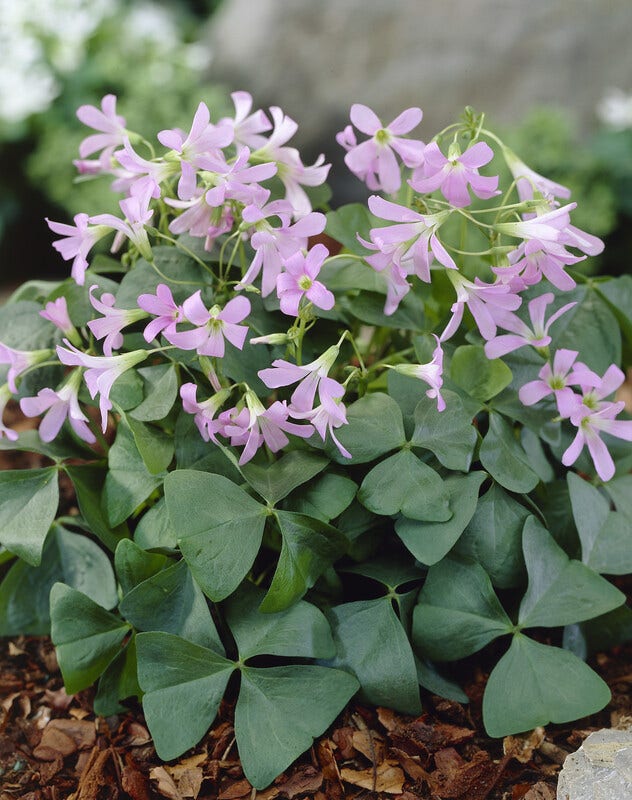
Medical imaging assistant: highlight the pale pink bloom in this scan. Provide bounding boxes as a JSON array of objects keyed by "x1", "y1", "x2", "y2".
[
  {"x1": 410, "y1": 141, "x2": 499, "y2": 207},
  {"x1": 221, "y1": 91, "x2": 272, "y2": 149},
  {"x1": 338, "y1": 104, "x2": 425, "y2": 194},
  {"x1": 87, "y1": 285, "x2": 147, "y2": 356},
  {"x1": 90, "y1": 177, "x2": 155, "y2": 260},
  {"x1": 364, "y1": 196, "x2": 455, "y2": 283},
  {"x1": 20, "y1": 370, "x2": 95, "y2": 444},
  {"x1": 573, "y1": 364, "x2": 629, "y2": 415},
  {"x1": 180, "y1": 383, "x2": 230, "y2": 444},
  {"x1": 40, "y1": 297, "x2": 73, "y2": 335},
  {"x1": 157, "y1": 101, "x2": 233, "y2": 200},
  {"x1": 259, "y1": 343, "x2": 341, "y2": 412},
  {"x1": 115, "y1": 138, "x2": 177, "y2": 196},
  {"x1": 223, "y1": 392, "x2": 314, "y2": 465},
  {"x1": 484, "y1": 293, "x2": 576, "y2": 359},
  {"x1": 0, "y1": 343, "x2": 52, "y2": 393},
  {"x1": 494, "y1": 203, "x2": 575, "y2": 244},
  {"x1": 238, "y1": 199, "x2": 326, "y2": 297},
  {"x1": 494, "y1": 239, "x2": 583, "y2": 292},
  {"x1": 166, "y1": 192, "x2": 234, "y2": 249},
  {"x1": 441, "y1": 273, "x2": 521, "y2": 342},
  {"x1": 501, "y1": 145, "x2": 571, "y2": 203},
  {"x1": 388, "y1": 336, "x2": 445, "y2": 412},
  {"x1": 254, "y1": 106, "x2": 330, "y2": 216},
  {"x1": 276, "y1": 243, "x2": 334, "y2": 317},
  {"x1": 76, "y1": 94, "x2": 127, "y2": 159},
  {"x1": 559, "y1": 224, "x2": 605, "y2": 257},
  {"x1": 74, "y1": 148, "x2": 117, "y2": 178},
  {"x1": 563, "y1": 401, "x2": 632, "y2": 482},
  {"x1": 518, "y1": 349, "x2": 601, "y2": 417},
  {"x1": 0, "y1": 384, "x2": 18, "y2": 441},
  {"x1": 290, "y1": 377, "x2": 351, "y2": 459},
  {"x1": 166, "y1": 293, "x2": 250, "y2": 358},
  {"x1": 57, "y1": 341, "x2": 147, "y2": 431},
  {"x1": 46, "y1": 213, "x2": 111, "y2": 285},
  {"x1": 137, "y1": 284, "x2": 184, "y2": 343},
  {"x1": 202, "y1": 147, "x2": 276, "y2": 207}
]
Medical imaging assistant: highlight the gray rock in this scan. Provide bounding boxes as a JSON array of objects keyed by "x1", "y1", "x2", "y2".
[{"x1": 557, "y1": 729, "x2": 632, "y2": 799}]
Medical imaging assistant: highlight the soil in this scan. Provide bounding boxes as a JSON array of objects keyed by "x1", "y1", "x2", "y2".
[{"x1": 1, "y1": 404, "x2": 632, "y2": 800}]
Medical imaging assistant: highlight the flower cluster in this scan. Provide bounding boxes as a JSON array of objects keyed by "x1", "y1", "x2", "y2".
[{"x1": 0, "y1": 94, "x2": 628, "y2": 483}]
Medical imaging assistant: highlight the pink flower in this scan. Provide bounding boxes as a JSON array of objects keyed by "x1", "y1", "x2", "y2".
[
  {"x1": 89, "y1": 177, "x2": 155, "y2": 261},
  {"x1": 441, "y1": 273, "x2": 521, "y2": 342},
  {"x1": 237, "y1": 198, "x2": 325, "y2": 297},
  {"x1": 388, "y1": 336, "x2": 446, "y2": 412},
  {"x1": 57, "y1": 341, "x2": 147, "y2": 431},
  {"x1": 221, "y1": 91, "x2": 272, "y2": 150},
  {"x1": 87, "y1": 286, "x2": 147, "y2": 356},
  {"x1": 157, "y1": 101, "x2": 233, "y2": 200},
  {"x1": 46, "y1": 213, "x2": 111, "y2": 285},
  {"x1": 40, "y1": 297, "x2": 74, "y2": 335},
  {"x1": 20, "y1": 370, "x2": 95, "y2": 444},
  {"x1": 501, "y1": 145, "x2": 571, "y2": 203},
  {"x1": 518, "y1": 349, "x2": 601, "y2": 417},
  {"x1": 364, "y1": 195, "x2": 456, "y2": 283},
  {"x1": 573, "y1": 364, "x2": 629, "y2": 416},
  {"x1": 0, "y1": 384, "x2": 18, "y2": 441},
  {"x1": 76, "y1": 94, "x2": 127, "y2": 159},
  {"x1": 290, "y1": 377, "x2": 351, "y2": 459},
  {"x1": 338, "y1": 104, "x2": 425, "y2": 194},
  {"x1": 180, "y1": 383, "x2": 230, "y2": 444},
  {"x1": 410, "y1": 141, "x2": 499, "y2": 207},
  {"x1": 0, "y1": 343, "x2": 52, "y2": 393},
  {"x1": 202, "y1": 147, "x2": 276, "y2": 207},
  {"x1": 484, "y1": 293, "x2": 576, "y2": 359},
  {"x1": 259, "y1": 343, "x2": 341, "y2": 412},
  {"x1": 115, "y1": 138, "x2": 177, "y2": 196},
  {"x1": 166, "y1": 192, "x2": 234, "y2": 249},
  {"x1": 166, "y1": 293, "x2": 250, "y2": 357},
  {"x1": 137, "y1": 284, "x2": 184, "y2": 343},
  {"x1": 494, "y1": 203, "x2": 575, "y2": 244},
  {"x1": 563, "y1": 401, "x2": 632, "y2": 482},
  {"x1": 494, "y1": 239, "x2": 583, "y2": 292},
  {"x1": 223, "y1": 392, "x2": 314, "y2": 465},
  {"x1": 276, "y1": 244, "x2": 334, "y2": 317}
]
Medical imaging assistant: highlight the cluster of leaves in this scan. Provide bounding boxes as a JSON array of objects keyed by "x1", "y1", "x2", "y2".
[{"x1": 1, "y1": 116, "x2": 631, "y2": 789}]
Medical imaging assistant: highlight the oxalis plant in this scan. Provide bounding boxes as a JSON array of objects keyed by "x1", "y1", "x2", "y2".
[{"x1": 1, "y1": 93, "x2": 631, "y2": 789}]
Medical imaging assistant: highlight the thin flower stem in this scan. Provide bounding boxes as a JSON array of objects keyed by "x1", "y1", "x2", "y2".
[
  {"x1": 146, "y1": 259, "x2": 205, "y2": 287},
  {"x1": 324, "y1": 253, "x2": 365, "y2": 264},
  {"x1": 343, "y1": 331, "x2": 367, "y2": 374},
  {"x1": 151, "y1": 229, "x2": 217, "y2": 277}
]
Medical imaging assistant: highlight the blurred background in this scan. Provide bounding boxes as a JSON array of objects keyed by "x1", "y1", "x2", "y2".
[{"x1": 2, "y1": 0, "x2": 632, "y2": 293}]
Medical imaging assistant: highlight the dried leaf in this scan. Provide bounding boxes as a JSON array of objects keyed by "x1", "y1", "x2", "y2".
[
  {"x1": 351, "y1": 728, "x2": 385, "y2": 764},
  {"x1": 44, "y1": 687, "x2": 74, "y2": 711},
  {"x1": 33, "y1": 718, "x2": 95, "y2": 761},
  {"x1": 150, "y1": 766, "x2": 183, "y2": 800},
  {"x1": 122, "y1": 764, "x2": 152, "y2": 800},
  {"x1": 276, "y1": 766, "x2": 322, "y2": 798},
  {"x1": 218, "y1": 778, "x2": 252, "y2": 799},
  {"x1": 430, "y1": 749, "x2": 502, "y2": 800},
  {"x1": 503, "y1": 727, "x2": 545, "y2": 764},
  {"x1": 391, "y1": 747, "x2": 428, "y2": 782},
  {"x1": 332, "y1": 725, "x2": 356, "y2": 759},
  {"x1": 377, "y1": 706, "x2": 402, "y2": 732},
  {"x1": 522, "y1": 782, "x2": 556, "y2": 800},
  {"x1": 340, "y1": 760, "x2": 405, "y2": 794}
]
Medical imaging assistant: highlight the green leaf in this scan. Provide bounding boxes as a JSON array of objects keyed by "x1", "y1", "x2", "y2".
[
  {"x1": 479, "y1": 413, "x2": 539, "y2": 493},
  {"x1": 125, "y1": 416, "x2": 174, "y2": 475},
  {"x1": 327, "y1": 392, "x2": 405, "y2": 464},
  {"x1": 605, "y1": 474, "x2": 632, "y2": 522},
  {"x1": 166, "y1": 471, "x2": 266, "y2": 602},
  {"x1": 450, "y1": 345, "x2": 513, "y2": 401},
  {"x1": 50, "y1": 583, "x2": 131, "y2": 694},
  {"x1": 0, "y1": 301, "x2": 55, "y2": 350},
  {"x1": 174, "y1": 409, "x2": 242, "y2": 478},
  {"x1": 345, "y1": 291, "x2": 426, "y2": 331},
  {"x1": 325, "y1": 204, "x2": 373, "y2": 255},
  {"x1": 286, "y1": 473, "x2": 357, "y2": 521},
  {"x1": 119, "y1": 560, "x2": 223, "y2": 651},
  {"x1": 564, "y1": 604, "x2": 632, "y2": 659},
  {"x1": 483, "y1": 635, "x2": 611, "y2": 737},
  {"x1": 116, "y1": 248, "x2": 207, "y2": 308},
  {"x1": 224, "y1": 583, "x2": 334, "y2": 660},
  {"x1": 102, "y1": 422, "x2": 164, "y2": 527},
  {"x1": 568, "y1": 473, "x2": 632, "y2": 574},
  {"x1": 387, "y1": 370, "x2": 426, "y2": 438},
  {"x1": 518, "y1": 516, "x2": 624, "y2": 628},
  {"x1": 236, "y1": 665, "x2": 358, "y2": 790},
  {"x1": 65, "y1": 465, "x2": 129, "y2": 552},
  {"x1": 0, "y1": 524, "x2": 117, "y2": 635},
  {"x1": 94, "y1": 636, "x2": 141, "y2": 717},
  {"x1": 358, "y1": 450, "x2": 451, "y2": 522},
  {"x1": 595, "y1": 275, "x2": 632, "y2": 354},
  {"x1": 342, "y1": 554, "x2": 424, "y2": 590},
  {"x1": 240, "y1": 450, "x2": 329, "y2": 504},
  {"x1": 411, "y1": 391, "x2": 477, "y2": 471},
  {"x1": 412, "y1": 557, "x2": 512, "y2": 661},
  {"x1": 261, "y1": 511, "x2": 348, "y2": 612},
  {"x1": 136, "y1": 632, "x2": 234, "y2": 761},
  {"x1": 0, "y1": 428, "x2": 91, "y2": 460},
  {"x1": 0, "y1": 468, "x2": 59, "y2": 565},
  {"x1": 109, "y1": 368, "x2": 144, "y2": 411},
  {"x1": 133, "y1": 498, "x2": 178, "y2": 550},
  {"x1": 327, "y1": 598, "x2": 421, "y2": 714},
  {"x1": 114, "y1": 539, "x2": 169, "y2": 596},
  {"x1": 415, "y1": 658, "x2": 469, "y2": 704},
  {"x1": 130, "y1": 364, "x2": 178, "y2": 422},
  {"x1": 222, "y1": 335, "x2": 271, "y2": 396},
  {"x1": 455, "y1": 483, "x2": 529, "y2": 588},
  {"x1": 395, "y1": 472, "x2": 486, "y2": 566},
  {"x1": 319, "y1": 257, "x2": 386, "y2": 294}
]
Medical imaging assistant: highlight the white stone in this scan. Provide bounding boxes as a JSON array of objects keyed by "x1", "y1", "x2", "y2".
[{"x1": 557, "y1": 729, "x2": 632, "y2": 800}]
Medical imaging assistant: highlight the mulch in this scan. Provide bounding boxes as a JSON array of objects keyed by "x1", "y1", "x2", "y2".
[{"x1": 2, "y1": 407, "x2": 632, "y2": 800}]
